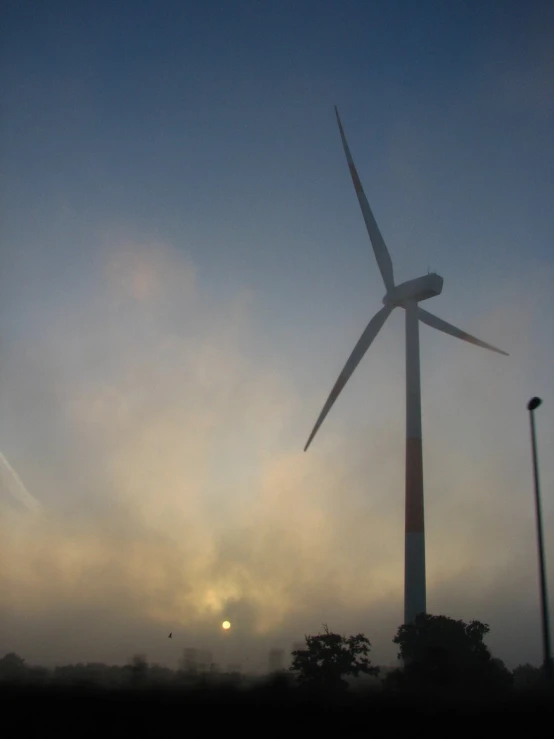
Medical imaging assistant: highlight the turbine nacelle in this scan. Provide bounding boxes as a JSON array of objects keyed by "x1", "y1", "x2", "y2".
[{"x1": 383, "y1": 273, "x2": 443, "y2": 307}]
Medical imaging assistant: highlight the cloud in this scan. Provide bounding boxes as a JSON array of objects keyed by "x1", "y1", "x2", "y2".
[
  {"x1": 0, "y1": 235, "x2": 552, "y2": 670},
  {"x1": 2, "y1": 235, "x2": 373, "y2": 664}
]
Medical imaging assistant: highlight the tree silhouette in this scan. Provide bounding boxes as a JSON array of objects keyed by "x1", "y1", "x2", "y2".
[
  {"x1": 290, "y1": 624, "x2": 379, "y2": 691},
  {"x1": 0, "y1": 653, "x2": 27, "y2": 683},
  {"x1": 388, "y1": 613, "x2": 512, "y2": 693},
  {"x1": 395, "y1": 614, "x2": 490, "y2": 664}
]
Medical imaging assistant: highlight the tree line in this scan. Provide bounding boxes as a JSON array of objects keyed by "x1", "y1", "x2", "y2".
[{"x1": 1, "y1": 613, "x2": 551, "y2": 696}]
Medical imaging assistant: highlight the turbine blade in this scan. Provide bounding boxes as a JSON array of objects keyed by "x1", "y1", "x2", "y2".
[
  {"x1": 304, "y1": 305, "x2": 393, "y2": 451},
  {"x1": 417, "y1": 308, "x2": 508, "y2": 356},
  {"x1": 334, "y1": 105, "x2": 395, "y2": 292}
]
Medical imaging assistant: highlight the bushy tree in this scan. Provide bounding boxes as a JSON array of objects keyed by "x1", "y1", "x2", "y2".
[
  {"x1": 396, "y1": 614, "x2": 490, "y2": 663},
  {"x1": 290, "y1": 625, "x2": 379, "y2": 691},
  {"x1": 0, "y1": 653, "x2": 27, "y2": 683},
  {"x1": 388, "y1": 613, "x2": 511, "y2": 693},
  {"x1": 486, "y1": 657, "x2": 514, "y2": 692}
]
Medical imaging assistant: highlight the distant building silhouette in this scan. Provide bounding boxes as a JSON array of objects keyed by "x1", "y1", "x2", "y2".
[
  {"x1": 182, "y1": 648, "x2": 197, "y2": 674},
  {"x1": 181, "y1": 647, "x2": 212, "y2": 675},
  {"x1": 197, "y1": 649, "x2": 212, "y2": 673}
]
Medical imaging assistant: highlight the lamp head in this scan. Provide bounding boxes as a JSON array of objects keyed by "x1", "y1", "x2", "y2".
[{"x1": 528, "y1": 397, "x2": 542, "y2": 411}]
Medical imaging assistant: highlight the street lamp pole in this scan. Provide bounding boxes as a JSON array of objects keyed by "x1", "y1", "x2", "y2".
[{"x1": 527, "y1": 396, "x2": 552, "y2": 683}]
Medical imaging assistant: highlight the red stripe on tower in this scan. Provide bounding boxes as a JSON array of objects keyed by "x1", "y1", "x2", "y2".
[{"x1": 405, "y1": 436, "x2": 424, "y2": 533}]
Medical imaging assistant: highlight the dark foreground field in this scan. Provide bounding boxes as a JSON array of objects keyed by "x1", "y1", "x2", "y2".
[{"x1": 2, "y1": 683, "x2": 553, "y2": 731}]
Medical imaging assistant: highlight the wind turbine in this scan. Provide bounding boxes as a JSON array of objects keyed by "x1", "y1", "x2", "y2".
[{"x1": 304, "y1": 107, "x2": 508, "y2": 625}]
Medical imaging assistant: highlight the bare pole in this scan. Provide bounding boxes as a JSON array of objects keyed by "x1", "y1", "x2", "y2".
[{"x1": 527, "y1": 396, "x2": 552, "y2": 683}]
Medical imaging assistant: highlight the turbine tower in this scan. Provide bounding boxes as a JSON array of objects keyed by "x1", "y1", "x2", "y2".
[{"x1": 304, "y1": 107, "x2": 508, "y2": 625}]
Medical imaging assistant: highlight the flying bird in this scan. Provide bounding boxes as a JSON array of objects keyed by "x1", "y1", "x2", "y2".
[{"x1": 168, "y1": 632, "x2": 172, "y2": 638}]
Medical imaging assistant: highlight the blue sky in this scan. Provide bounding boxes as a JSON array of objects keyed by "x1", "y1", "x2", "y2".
[{"x1": 1, "y1": 0, "x2": 553, "y2": 672}]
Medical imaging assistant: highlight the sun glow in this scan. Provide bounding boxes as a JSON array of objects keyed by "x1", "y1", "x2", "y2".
[{"x1": 222, "y1": 620, "x2": 231, "y2": 630}]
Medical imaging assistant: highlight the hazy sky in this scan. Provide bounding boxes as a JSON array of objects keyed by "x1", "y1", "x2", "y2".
[{"x1": 1, "y1": 1, "x2": 553, "y2": 672}]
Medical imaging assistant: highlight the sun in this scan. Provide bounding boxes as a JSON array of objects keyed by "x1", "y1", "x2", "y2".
[{"x1": 221, "y1": 620, "x2": 231, "y2": 630}]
